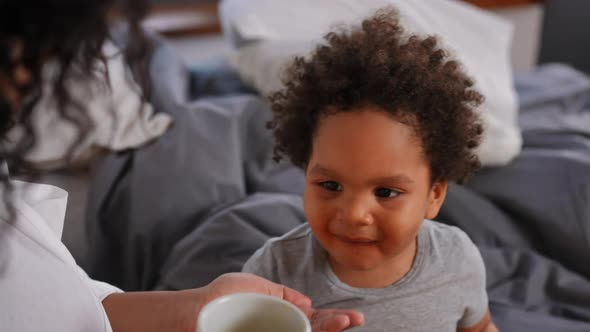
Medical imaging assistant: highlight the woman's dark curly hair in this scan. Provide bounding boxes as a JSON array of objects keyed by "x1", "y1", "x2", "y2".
[
  {"x1": 269, "y1": 7, "x2": 484, "y2": 184},
  {"x1": 0, "y1": 0, "x2": 148, "y2": 189},
  {"x1": 0, "y1": 0, "x2": 149, "y2": 208}
]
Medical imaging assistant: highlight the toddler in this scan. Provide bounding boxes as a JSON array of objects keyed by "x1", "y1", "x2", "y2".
[{"x1": 243, "y1": 8, "x2": 498, "y2": 332}]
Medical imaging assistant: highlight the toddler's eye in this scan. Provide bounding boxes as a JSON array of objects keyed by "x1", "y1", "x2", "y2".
[
  {"x1": 374, "y1": 187, "x2": 400, "y2": 198},
  {"x1": 319, "y1": 181, "x2": 343, "y2": 192}
]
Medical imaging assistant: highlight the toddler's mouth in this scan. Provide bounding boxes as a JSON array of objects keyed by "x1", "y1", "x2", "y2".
[{"x1": 340, "y1": 236, "x2": 378, "y2": 244}]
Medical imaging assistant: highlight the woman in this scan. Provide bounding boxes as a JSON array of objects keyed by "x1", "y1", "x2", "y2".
[{"x1": 0, "y1": 1, "x2": 364, "y2": 331}]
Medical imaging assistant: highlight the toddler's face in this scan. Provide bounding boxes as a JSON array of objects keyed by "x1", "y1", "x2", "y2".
[{"x1": 303, "y1": 107, "x2": 446, "y2": 285}]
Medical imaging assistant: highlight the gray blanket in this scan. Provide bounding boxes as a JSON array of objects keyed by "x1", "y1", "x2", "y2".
[
  {"x1": 85, "y1": 38, "x2": 590, "y2": 332},
  {"x1": 85, "y1": 39, "x2": 304, "y2": 290}
]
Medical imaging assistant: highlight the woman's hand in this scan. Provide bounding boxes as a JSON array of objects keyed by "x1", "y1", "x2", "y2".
[
  {"x1": 104, "y1": 273, "x2": 363, "y2": 332},
  {"x1": 195, "y1": 273, "x2": 364, "y2": 332}
]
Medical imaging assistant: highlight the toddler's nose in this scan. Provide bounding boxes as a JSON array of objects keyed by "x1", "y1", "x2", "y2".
[{"x1": 339, "y1": 195, "x2": 374, "y2": 226}]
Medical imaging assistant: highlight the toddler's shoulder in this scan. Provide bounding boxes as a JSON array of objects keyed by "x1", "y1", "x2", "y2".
[
  {"x1": 243, "y1": 223, "x2": 313, "y2": 276},
  {"x1": 422, "y1": 220, "x2": 485, "y2": 275},
  {"x1": 253, "y1": 223, "x2": 315, "y2": 264},
  {"x1": 266, "y1": 222, "x2": 313, "y2": 249},
  {"x1": 424, "y1": 219, "x2": 477, "y2": 250}
]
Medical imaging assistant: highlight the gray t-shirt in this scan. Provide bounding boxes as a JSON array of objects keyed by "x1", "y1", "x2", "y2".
[{"x1": 243, "y1": 220, "x2": 488, "y2": 331}]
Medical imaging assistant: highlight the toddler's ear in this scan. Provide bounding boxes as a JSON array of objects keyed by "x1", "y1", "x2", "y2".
[{"x1": 425, "y1": 181, "x2": 448, "y2": 219}]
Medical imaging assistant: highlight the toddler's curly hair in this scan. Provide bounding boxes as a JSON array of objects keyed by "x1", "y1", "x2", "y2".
[{"x1": 268, "y1": 7, "x2": 484, "y2": 184}]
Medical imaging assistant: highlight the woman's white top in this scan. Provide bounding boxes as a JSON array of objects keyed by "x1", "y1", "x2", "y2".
[{"x1": 0, "y1": 180, "x2": 121, "y2": 331}]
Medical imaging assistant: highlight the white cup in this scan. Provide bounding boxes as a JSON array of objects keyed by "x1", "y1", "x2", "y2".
[{"x1": 197, "y1": 292, "x2": 311, "y2": 332}]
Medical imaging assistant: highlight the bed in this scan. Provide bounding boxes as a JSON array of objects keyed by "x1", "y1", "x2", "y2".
[{"x1": 83, "y1": 1, "x2": 590, "y2": 331}]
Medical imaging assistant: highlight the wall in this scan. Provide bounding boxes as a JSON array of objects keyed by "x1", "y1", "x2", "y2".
[{"x1": 491, "y1": 4, "x2": 544, "y2": 72}]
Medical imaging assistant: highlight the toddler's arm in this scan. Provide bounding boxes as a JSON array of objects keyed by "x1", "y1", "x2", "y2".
[
  {"x1": 456, "y1": 231, "x2": 495, "y2": 331},
  {"x1": 457, "y1": 310, "x2": 499, "y2": 332}
]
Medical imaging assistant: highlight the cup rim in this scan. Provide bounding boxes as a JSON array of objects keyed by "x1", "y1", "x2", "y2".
[{"x1": 197, "y1": 292, "x2": 311, "y2": 332}]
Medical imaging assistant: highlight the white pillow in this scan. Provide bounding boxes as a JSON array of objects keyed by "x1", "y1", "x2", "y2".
[
  {"x1": 222, "y1": 0, "x2": 522, "y2": 166},
  {"x1": 227, "y1": 40, "x2": 316, "y2": 99}
]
